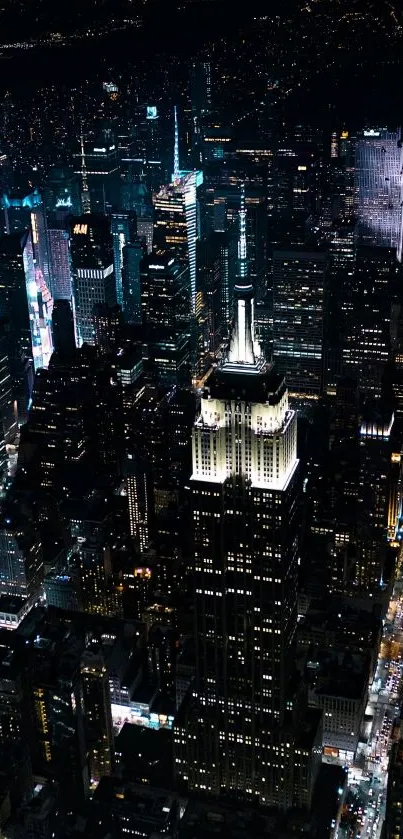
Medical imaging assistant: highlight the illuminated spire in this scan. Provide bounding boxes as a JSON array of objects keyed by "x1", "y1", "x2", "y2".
[
  {"x1": 80, "y1": 127, "x2": 91, "y2": 215},
  {"x1": 237, "y1": 182, "x2": 247, "y2": 282},
  {"x1": 226, "y1": 284, "x2": 262, "y2": 368},
  {"x1": 173, "y1": 106, "x2": 180, "y2": 180},
  {"x1": 225, "y1": 184, "x2": 262, "y2": 370}
]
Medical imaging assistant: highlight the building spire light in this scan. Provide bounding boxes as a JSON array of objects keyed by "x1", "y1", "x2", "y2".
[
  {"x1": 238, "y1": 182, "x2": 247, "y2": 280},
  {"x1": 173, "y1": 106, "x2": 180, "y2": 180},
  {"x1": 224, "y1": 184, "x2": 263, "y2": 370},
  {"x1": 80, "y1": 125, "x2": 91, "y2": 215}
]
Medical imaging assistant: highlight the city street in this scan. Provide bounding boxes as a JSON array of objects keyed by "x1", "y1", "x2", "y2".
[{"x1": 337, "y1": 562, "x2": 403, "y2": 838}]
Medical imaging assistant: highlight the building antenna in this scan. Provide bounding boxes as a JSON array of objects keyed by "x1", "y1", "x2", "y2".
[
  {"x1": 173, "y1": 106, "x2": 180, "y2": 180},
  {"x1": 80, "y1": 125, "x2": 91, "y2": 215},
  {"x1": 238, "y1": 182, "x2": 247, "y2": 282}
]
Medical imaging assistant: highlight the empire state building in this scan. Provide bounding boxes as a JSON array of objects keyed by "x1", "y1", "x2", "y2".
[{"x1": 174, "y1": 189, "x2": 322, "y2": 810}]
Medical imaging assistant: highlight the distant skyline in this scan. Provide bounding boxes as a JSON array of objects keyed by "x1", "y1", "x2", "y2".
[{"x1": 0, "y1": 0, "x2": 401, "y2": 127}]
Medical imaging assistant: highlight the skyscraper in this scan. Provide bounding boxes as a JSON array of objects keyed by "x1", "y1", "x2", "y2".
[
  {"x1": 44, "y1": 165, "x2": 81, "y2": 217},
  {"x1": 153, "y1": 166, "x2": 203, "y2": 316},
  {"x1": 73, "y1": 131, "x2": 120, "y2": 214},
  {"x1": 47, "y1": 226, "x2": 72, "y2": 300},
  {"x1": 355, "y1": 128, "x2": 403, "y2": 260},
  {"x1": 140, "y1": 252, "x2": 190, "y2": 387},
  {"x1": 81, "y1": 649, "x2": 114, "y2": 787},
  {"x1": 0, "y1": 326, "x2": 17, "y2": 444},
  {"x1": 111, "y1": 212, "x2": 137, "y2": 308},
  {"x1": 23, "y1": 227, "x2": 54, "y2": 372},
  {"x1": 122, "y1": 237, "x2": 145, "y2": 324},
  {"x1": 356, "y1": 403, "x2": 394, "y2": 592},
  {"x1": 0, "y1": 513, "x2": 43, "y2": 601},
  {"x1": 386, "y1": 728, "x2": 403, "y2": 839},
  {"x1": 70, "y1": 215, "x2": 116, "y2": 346},
  {"x1": 342, "y1": 246, "x2": 395, "y2": 398},
  {"x1": 273, "y1": 249, "x2": 327, "y2": 398},
  {"x1": 0, "y1": 233, "x2": 32, "y2": 416},
  {"x1": 51, "y1": 299, "x2": 76, "y2": 357},
  {"x1": 190, "y1": 61, "x2": 212, "y2": 118},
  {"x1": 93, "y1": 303, "x2": 122, "y2": 353},
  {"x1": 174, "y1": 263, "x2": 321, "y2": 808},
  {"x1": 0, "y1": 152, "x2": 12, "y2": 196},
  {"x1": 0, "y1": 189, "x2": 42, "y2": 237}
]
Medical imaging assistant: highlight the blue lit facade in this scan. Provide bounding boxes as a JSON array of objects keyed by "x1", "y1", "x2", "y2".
[{"x1": 0, "y1": 189, "x2": 42, "y2": 235}]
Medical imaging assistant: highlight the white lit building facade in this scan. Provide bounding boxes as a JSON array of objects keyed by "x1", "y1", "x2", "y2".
[
  {"x1": 355, "y1": 128, "x2": 403, "y2": 261},
  {"x1": 153, "y1": 170, "x2": 203, "y2": 315},
  {"x1": 174, "y1": 279, "x2": 322, "y2": 809}
]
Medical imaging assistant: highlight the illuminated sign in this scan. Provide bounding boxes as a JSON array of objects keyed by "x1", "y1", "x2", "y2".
[
  {"x1": 149, "y1": 264, "x2": 165, "y2": 270},
  {"x1": 56, "y1": 196, "x2": 72, "y2": 209},
  {"x1": 297, "y1": 165, "x2": 307, "y2": 171},
  {"x1": 73, "y1": 224, "x2": 88, "y2": 235},
  {"x1": 341, "y1": 130, "x2": 349, "y2": 139},
  {"x1": 147, "y1": 106, "x2": 158, "y2": 120},
  {"x1": 93, "y1": 147, "x2": 106, "y2": 153},
  {"x1": 363, "y1": 129, "x2": 380, "y2": 137},
  {"x1": 103, "y1": 82, "x2": 118, "y2": 94}
]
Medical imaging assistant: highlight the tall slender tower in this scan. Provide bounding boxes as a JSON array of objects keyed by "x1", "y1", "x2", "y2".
[
  {"x1": 173, "y1": 105, "x2": 180, "y2": 180},
  {"x1": 80, "y1": 131, "x2": 91, "y2": 216},
  {"x1": 174, "y1": 203, "x2": 322, "y2": 809},
  {"x1": 237, "y1": 182, "x2": 247, "y2": 281}
]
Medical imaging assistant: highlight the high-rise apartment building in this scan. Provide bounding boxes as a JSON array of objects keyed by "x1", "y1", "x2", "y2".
[
  {"x1": 355, "y1": 128, "x2": 403, "y2": 260},
  {"x1": 126, "y1": 461, "x2": 150, "y2": 554},
  {"x1": 273, "y1": 249, "x2": 327, "y2": 397},
  {"x1": 174, "y1": 278, "x2": 322, "y2": 808},
  {"x1": 70, "y1": 215, "x2": 116, "y2": 345}
]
